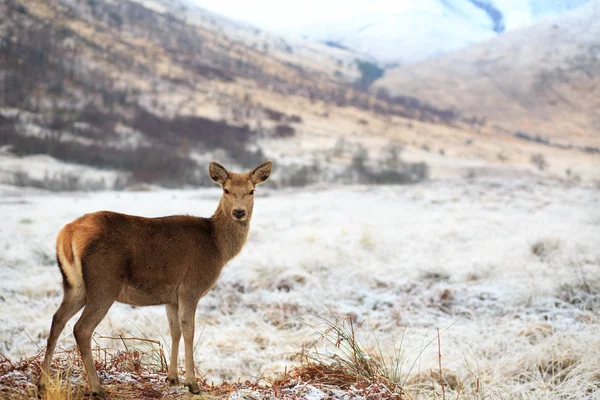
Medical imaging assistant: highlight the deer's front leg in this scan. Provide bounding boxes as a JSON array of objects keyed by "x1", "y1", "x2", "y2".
[
  {"x1": 165, "y1": 303, "x2": 181, "y2": 386},
  {"x1": 179, "y1": 298, "x2": 201, "y2": 394}
]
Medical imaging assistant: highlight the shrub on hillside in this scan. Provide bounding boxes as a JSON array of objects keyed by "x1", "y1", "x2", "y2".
[
  {"x1": 341, "y1": 144, "x2": 427, "y2": 185},
  {"x1": 11, "y1": 170, "x2": 109, "y2": 191},
  {"x1": 0, "y1": 125, "x2": 202, "y2": 187},
  {"x1": 273, "y1": 124, "x2": 295, "y2": 137},
  {"x1": 530, "y1": 153, "x2": 548, "y2": 171}
]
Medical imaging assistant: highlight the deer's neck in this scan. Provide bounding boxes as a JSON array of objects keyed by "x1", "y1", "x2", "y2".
[{"x1": 211, "y1": 203, "x2": 250, "y2": 263}]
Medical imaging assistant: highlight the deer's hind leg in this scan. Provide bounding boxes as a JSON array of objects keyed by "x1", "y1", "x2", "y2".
[
  {"x1": 73, "y1": 278, "x2": 122, "y2": 399},
  {"x1": 38, "y1": 285, "x2": 86, "y2": 393}
]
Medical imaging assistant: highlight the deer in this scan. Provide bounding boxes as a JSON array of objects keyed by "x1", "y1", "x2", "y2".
[{"x1": 37, "y1": 161, "x2": 273, "y2": 399}]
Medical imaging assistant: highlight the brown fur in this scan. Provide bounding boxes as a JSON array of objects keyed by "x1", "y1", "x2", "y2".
[
  {"x1": 58, "y1": 227, "x2": 74, "y2": 267},
  {"x1": 38, "y1": 161, "x2": 272, "y2": 398}
]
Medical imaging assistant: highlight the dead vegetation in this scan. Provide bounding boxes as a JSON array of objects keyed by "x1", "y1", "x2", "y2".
[
  {"x1": 284, "y1": 312, "x2": 487, "y2": 400},
  {"x1": 530, "y1": 238, "x2": 561, "y2": 261},
  {"x1": 557, "y1": 281, "x2": 600, "y2": 311},
  {"x1": 0, "y1": 315, "x2": 486, "y2": 400},
  {"x1": 0, "y1": 339, "x2": 402, "y2": 399},
  {"x1": 0, "y1": 337, "x2": 171, "y2": 399}
]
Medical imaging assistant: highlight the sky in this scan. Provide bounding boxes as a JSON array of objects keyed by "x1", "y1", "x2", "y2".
[
  {"x1": 192, "y1": 0, "x2": 588, "y2": 34},
  {"x1": 193, "y1": 0, "x2": 415, "y2": 32}
]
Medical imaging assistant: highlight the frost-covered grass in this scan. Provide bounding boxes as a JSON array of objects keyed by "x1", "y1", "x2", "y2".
[
  {"x1": 0, "y1": 154, "x2": 124, "y2": 191},
  {"x1": 0, "y1": 178, "x2": 599, "y2": 399}
]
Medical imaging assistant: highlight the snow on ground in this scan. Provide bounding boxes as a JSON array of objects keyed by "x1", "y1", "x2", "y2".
[
  {"x1": 0, "y1": 154, "x2": 124, "y2": 190},
  {"x1": 0, "y1": 177, "x2": 599, "y2": 398}
]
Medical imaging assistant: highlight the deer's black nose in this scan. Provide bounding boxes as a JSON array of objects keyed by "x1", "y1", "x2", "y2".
[{"x1": 233, "y1": 209, "x2": 246, "y2": 219}]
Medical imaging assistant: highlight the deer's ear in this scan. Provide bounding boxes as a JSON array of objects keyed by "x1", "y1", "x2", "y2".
[
  {"x1": 209, "y1": 161, "x2": 228, "y2": 184},
  {"x1": 250, "y1": 160, "x2": 272, "y2": 185}
]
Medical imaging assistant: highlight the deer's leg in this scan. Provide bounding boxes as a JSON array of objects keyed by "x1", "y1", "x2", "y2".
[
  {"x1": 38, "y1": 287, "x2": 86, "y2": 392},
  {"x1": 73, "y1": 288, "x2": 119, "y2": 399},
  {"x1": 179, "y1": 298, "x2": 200, "y2": 394},
  {"x1": 165, "y1": 303, "x2": 181, "y2": 386}
]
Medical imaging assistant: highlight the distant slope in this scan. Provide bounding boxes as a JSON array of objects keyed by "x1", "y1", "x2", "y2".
[
  {"x1": 294, "y1": 0, "x2": 591, "y2": 65},
  {"x1": 1, "y1": 0, "x2": 597, "y2": 187},
  {"x1": 135, "y1": 0, "x2": 367, "y2": 81},
  {"x1": 0, "y1": 0, "x2": 364, "y2": 188},
  {"x1": 374, "y1": 0, "x2": 600, "y2": 146},
  {"x1": 0, "y1": 0, "x2": 468, "y2": 188}
]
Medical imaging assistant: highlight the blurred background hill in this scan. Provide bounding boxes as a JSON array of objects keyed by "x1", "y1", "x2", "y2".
[
  {"x1": 375, "y1": 1, "x2": 600, "y2": 147},
  {"x1": 282, "y1": 0, "x2": 591, "y2": 65},
  {"x1": 0, "y1": 0, "x2": 598, "y2": 190}
]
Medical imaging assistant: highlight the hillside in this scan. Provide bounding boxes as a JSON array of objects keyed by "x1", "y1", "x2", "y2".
[
  {"x1": 374, "y1": 0, "x2": 600, "y2": 148},
  {"x1": 137, "y1": 0, "x2": 368, "y2": 80},
  {"x1": 0, "y1": 0, "x2": 459, "y2": 187},
  {"x1": 0, "y1": 0, "x2": 598, "y2": 189}
]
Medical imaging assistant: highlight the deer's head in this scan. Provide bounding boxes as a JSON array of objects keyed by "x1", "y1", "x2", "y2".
[{"x1": 209, "y1": 161, "x2": 272, "y2": 222}]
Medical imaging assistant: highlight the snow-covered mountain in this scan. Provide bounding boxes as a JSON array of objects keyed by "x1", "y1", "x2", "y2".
[
  {"x1": 137, "y1": 0, "x2": 368, "y2": 80},
  {"x1": 374, "y1": 0, "x2": 600, "y2": 144},
  {"x1": 294, "y1": 0, "x2": 591, "y2": 65}
]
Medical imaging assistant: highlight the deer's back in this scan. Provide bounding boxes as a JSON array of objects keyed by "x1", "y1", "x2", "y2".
[{"x1": 67, "y1": 211, "x2": 222, "y2": 290}]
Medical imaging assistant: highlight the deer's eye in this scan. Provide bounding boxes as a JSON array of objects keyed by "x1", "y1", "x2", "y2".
[
  {"x1": 223, "y1": 188, "x2": 230, "y2": 194},
  {"x1": 249, "y1": 190, "x2": 255, "y2": 196}
]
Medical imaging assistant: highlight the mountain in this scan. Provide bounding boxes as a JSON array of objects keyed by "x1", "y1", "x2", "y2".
[
  {"x1": 135, "y1": 0, "x2": 370, "y2": 81},
  {"x1": 373, "y1": 0, "x2": 600, "y2": 148},
  {"x1": 1, "y1": 0, "x2": 596, "y2": 189},
  {"x1": 0, "y1": 0, "x2": 472, "y2": 188},
  {"x1": 295, "y1": 0, "x2": 591, "y2": 65},
  {"x1": 0, "y1": 0, "x2": 358, "y2": 188}
]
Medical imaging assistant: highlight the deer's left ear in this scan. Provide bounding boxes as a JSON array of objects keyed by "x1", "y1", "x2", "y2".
[
  {"x1": 250, "y1": 160, "x2": 272, "y2": 185},
  {"x1": 209, "y1": 161, "x2": 229, "y2": 185}
]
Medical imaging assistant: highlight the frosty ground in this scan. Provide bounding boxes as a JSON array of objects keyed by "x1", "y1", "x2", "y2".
[{"x1": 0, "y1": 177, "x2": 599, "y2": 399}]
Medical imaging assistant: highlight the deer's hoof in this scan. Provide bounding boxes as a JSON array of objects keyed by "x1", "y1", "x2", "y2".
[
  {"x1": 166, "y1": 376, "x2": 179, "y2": 386},
  {"x1": 187, "y1": 381, "x2": 201, "y2": 394},
  {"x1": 91, "y1": 387, "x2": 107, "y2": 399}
]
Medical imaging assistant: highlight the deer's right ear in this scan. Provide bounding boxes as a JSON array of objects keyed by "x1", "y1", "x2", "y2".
[
  {"x1": 209, "y1": 161, "x2": 228, "y2": 185},
  {"x1": 250, "y1": 160, "x2": 272, "y2": 185}
]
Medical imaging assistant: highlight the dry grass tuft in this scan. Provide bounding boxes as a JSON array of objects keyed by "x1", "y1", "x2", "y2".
[
  {"x1": 516, "y1": 354, "x2": 580, "y2": 386},
  {"x1": 285, "y1": 361, "x2": 361, "y2": 389},
  {"x1": 0, "y1": 336, "x2": 177, "y2": 400},
  {"x1": 36, "y1": 367, "x2": 86, "y2": 400},
  {"x1": 269, "y1": 314, "x2": 486, "y2": 400},
  {"x1": 530, "y1": 237, "x2": 561, "y2": 261},
  {"x1": 517, "y1": 323, "x2": 554, "y2": 344},
  {"x1": 557, "y1": 280, "x2": 600, "y2": 311},
  {"x1": 281, "y1": 312, "x2": 409, "y2": 397}
]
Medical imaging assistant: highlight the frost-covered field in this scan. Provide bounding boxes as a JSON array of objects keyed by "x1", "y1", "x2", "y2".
[{"x1": 1, "y1": 178, "x2": 599, "y2": 398}]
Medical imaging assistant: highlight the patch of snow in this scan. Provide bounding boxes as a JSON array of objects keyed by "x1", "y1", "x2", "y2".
[
  {"x1": 113, "y1": 124, "x2": 150, "y2": 149},
  {"x1": 0, "y1": 154, "x2": 125, "y2": 190}
]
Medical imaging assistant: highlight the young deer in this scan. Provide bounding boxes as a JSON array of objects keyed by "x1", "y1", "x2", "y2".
[{"x1": 38, "y1": 161, "x2": 272, "y2": 398}]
